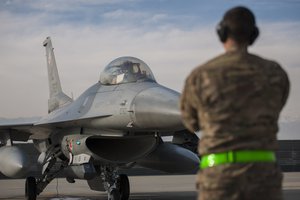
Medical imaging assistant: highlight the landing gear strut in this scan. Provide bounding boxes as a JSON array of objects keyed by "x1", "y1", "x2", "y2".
[
  {"x1": 101, "y1": 166, "x2": 130, "y2": 200},
  {"x1": 24, "y1": 146, "x2": 67, "y2": 200},
  {"x1": 25, "y1": 177, "x2": 37, "y2": 200}
]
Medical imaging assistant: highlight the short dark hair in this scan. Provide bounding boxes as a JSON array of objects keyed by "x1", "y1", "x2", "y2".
[{"x1": 217, "y1": 6, "x2": 259, "y2": 45}]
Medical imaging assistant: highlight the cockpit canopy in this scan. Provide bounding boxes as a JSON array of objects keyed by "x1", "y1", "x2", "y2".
[{"x1": 100, "y1": 56, "x2": 156, "y2": 85}]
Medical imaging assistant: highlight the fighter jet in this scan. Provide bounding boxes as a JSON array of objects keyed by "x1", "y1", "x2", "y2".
[{"x1": 0, "y1": 37, "x2": 199, "y2": 200}]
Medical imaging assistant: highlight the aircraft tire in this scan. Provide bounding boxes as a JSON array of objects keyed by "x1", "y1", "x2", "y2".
[
  {"x1": 25, "y1": 177, "x2": 37, "y2": 200},
  {"x1": 118, "y1": 174, "x2": 130, "y2": 200},
  {"x1": 109, "y1": 189, "x2": 120, "y2": 200}
]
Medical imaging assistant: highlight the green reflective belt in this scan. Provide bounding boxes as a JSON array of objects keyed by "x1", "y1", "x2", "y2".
[{"x1": 200, "y1": 150, "x2": 276, "y2": 169}]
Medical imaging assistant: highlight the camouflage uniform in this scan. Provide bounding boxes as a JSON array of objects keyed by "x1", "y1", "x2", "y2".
[{"x1": 180, "y1": 50, "x2": 289, "y2": 200}]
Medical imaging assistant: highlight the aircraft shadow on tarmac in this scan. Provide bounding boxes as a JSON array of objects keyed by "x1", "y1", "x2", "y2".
[
  {"x1": 0, "y1": 192, "x2": 197, "y2": 200},
  {"x1": 45, "y1": 192, "x2": 197, "y2": 200}
]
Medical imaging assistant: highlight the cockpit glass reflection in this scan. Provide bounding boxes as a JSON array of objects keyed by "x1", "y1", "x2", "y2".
[{"x1": 100, "y1": 57, "x2": 156, "y2": 85}]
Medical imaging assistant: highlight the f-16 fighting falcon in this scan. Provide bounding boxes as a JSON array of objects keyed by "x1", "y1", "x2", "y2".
[{"x1": 0, "y1": 37, "x2": 199, "y2": 200}]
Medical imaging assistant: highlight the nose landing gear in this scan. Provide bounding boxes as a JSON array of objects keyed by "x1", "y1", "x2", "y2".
[
  {"x1": 117, "y1": 174, "x2": 130, "y2": 200},
  {"x1": 108, "y1": 174, "x2": 129, "y2": 200},
  {"x1": 101, "y1": 166, "x2": 130, "y2": 200}
]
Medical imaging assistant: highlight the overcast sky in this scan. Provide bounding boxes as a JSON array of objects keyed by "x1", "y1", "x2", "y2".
[{"x1": 0, "y1": 0, "x2": 299, "y2": 125}]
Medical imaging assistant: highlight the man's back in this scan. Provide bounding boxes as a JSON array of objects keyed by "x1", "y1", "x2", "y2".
[
  {"x1": 180, "y1": 6, "x2": 290, "y2": 200},
  {"x1": 186, "y1": 51, "x2": 289, "y2": 155}
]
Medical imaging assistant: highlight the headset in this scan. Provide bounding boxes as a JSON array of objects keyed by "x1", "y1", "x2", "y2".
[{"x1": 216, "y1": 20, "x2": 259, "y2": 45}]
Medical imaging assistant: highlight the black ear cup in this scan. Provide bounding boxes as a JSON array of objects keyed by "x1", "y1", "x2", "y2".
[
  {"x1": 217, "y1": 21, "x2": 259, "y2": 45},
  {"x1": 216, "y1": 22, "x2": 228, "y2": 43},
  {"x1": 249, "y1": 26, "x2": 259, "y2": 45}
]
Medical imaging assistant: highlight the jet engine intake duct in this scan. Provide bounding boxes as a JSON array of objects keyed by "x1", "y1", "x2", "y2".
[{"x1": 61, "y1": 135, "x2": 158, "y2": 164}]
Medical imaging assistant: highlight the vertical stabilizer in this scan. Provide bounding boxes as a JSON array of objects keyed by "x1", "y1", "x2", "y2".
[{"x1": 43, "y1": 37, "x2": 73, "y2": 113}]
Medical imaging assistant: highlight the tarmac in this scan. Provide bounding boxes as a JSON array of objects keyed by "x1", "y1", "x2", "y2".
[{"x1": 0, "y1": 173, "x2": 299, "y2": 200}]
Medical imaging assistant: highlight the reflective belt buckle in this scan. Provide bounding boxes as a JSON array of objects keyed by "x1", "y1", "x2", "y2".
[{"x1": 227, "y1": 151, "x2": 235, "y2": 163}]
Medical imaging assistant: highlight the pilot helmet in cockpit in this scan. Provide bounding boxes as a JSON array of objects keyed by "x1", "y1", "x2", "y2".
[{"x1": 99, "y1": 57, "x2": 156, "y2": 85}]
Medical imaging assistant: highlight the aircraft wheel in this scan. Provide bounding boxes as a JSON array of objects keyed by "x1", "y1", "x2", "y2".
[
  {"x1": 109, "y1": 189, "x2": 120, "y2": 200},
  {"x1": 118, "y1": 174, "x2": 130, "y2": 200},
  {"x1": 25, "y1": 177, "x2": 37, "y2": 200}
]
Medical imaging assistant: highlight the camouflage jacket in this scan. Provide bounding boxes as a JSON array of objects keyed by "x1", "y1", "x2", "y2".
[{"x1": 180, "y1": 50, "x2": 290, "y2": 155}]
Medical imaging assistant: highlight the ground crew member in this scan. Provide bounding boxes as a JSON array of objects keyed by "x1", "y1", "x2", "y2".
[{"x1": 180, "y1": 6, "x2": 290, "y2": 200}]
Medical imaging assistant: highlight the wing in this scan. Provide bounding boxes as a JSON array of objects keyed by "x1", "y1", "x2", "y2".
[
  {"x1": 0, "y1": 117, "x2": 52, "y2": 141},
  {"x1": 0, "y1": 113, "x2": 114, "y2": 142}
]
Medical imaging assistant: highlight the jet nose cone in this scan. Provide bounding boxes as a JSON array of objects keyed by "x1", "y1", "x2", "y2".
[{"x1": 132, "y1": 86, "x2": 184, "y2": 130}]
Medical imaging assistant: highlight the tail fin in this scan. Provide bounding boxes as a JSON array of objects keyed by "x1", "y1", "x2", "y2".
[{"x1": 43, "y1": 37, "x2": 73, "y2": 113}]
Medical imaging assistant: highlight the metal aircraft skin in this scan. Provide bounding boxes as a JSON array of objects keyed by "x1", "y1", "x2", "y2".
[{"x1": 0, "y1": 37, "x2": 199, "y2": 200}]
